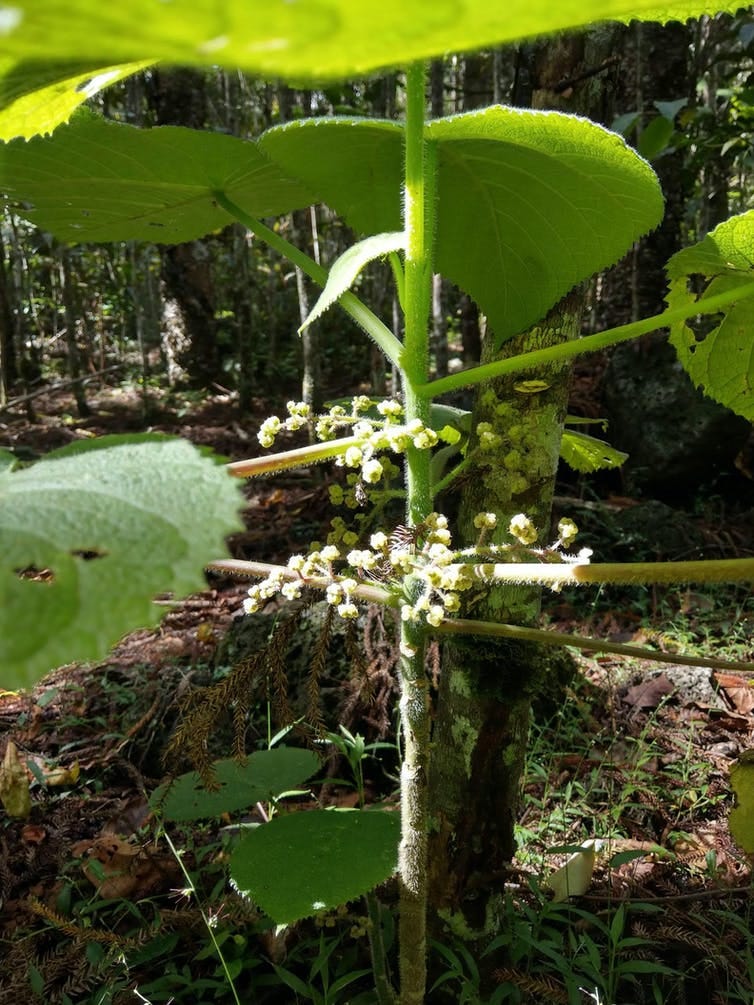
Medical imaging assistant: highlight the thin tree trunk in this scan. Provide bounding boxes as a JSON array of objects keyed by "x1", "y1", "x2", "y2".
[{"x1": 59, "y1": 249, "x2": 91, "y2": 418}]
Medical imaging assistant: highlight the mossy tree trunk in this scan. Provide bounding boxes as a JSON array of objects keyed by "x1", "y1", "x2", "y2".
[
  {"x1": 427, "y1": 26, "x2": 624, "y2": 939},
  {"x1": 427, "y1": 295, "x2": 581, "y2": 934}
]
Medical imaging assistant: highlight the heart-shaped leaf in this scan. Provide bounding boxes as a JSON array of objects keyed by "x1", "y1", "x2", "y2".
[
  {"x1": 231, "y1": 808, "x2": 400, "y2": 923},
  {"x1": 262, "y1": 109, "x2": 663, "y2": 344}
]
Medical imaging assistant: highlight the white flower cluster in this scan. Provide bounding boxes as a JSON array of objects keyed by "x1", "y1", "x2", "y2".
[
  {"x1": 258, "y1": 400, "x2": 311, "y2": 447},
  {"x1": 257, "y1": 396, "x2": 461, "y2": 496},
  {"x1": 243, "y1": 510, "x2": 591, "y2": 625}
]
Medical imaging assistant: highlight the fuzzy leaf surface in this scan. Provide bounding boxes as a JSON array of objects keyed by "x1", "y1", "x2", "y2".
[
  {"x1": 0, "y1": 2, "x2": 745, "y2": 83},
  {"x1": 667, "y1": 211, "x2": 754, "y2": 420},
  {"x1": 262, "y1": 109, "x2": 663, "y2": 343},
  {"x1": 231, "y1": 809, "x2": 400, "y2": 923},
  {"x1": 301, "y1": 231, "x2": 405, "y2": 332},
  {"x1": 560, "y1": 429, "x2": 628, "y2": 472},
  {"x1": 152, "y1": 750, "x2": 321, "y2": 821},
  {"x1": 0, "y1": 114, "x2": 313, "y2": 244},
  {"x1": 0, "y1": 435, "x2": 242, "y2": 690},
  {"x1": 0, "y1": 60, "x2": 150, "y2": 140}
]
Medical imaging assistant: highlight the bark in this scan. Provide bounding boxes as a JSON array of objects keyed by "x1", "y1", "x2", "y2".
[
  {"x1": 59, "y1": 249, "x2": 91, "y2": 418},
  {"x1": 427, "y1": 26, "x2": 625, "y2": 944},
  {"x1": 148, "y1": 68, "x2": 221, "y2": 388},
  {"x1": 428, "y1": 295, "x2": 581, "y2": 934},
  {"x1": 0, "y1": 231, "x2": 17, "y2": 401}
]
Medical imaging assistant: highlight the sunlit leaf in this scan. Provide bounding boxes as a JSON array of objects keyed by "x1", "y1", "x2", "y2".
[
  {"x1": 0, "y1": 59, "x2": 150, "y2": 140},
  {"x1": 262, "y1": 108, "x2": 663, "y2": 344},
  {"x1": 0, "y1": 114, "x2": 314, "y2": 244},
  {"x1": 0, "y1": 1, "x2": 744, "y2": 83},
  {"x1": 152, "y1": 749, "x2": 321, "y2": 821},
  {"x1": 666, "y1": 210, "x2": 754, "y2": 421},
  {"x1": 729, "y1": 748, "x2": 754, "y2": 854},
  {"x1": 560, "y1": 429, "x2": 628, "y2": 472},
  {"x1": 0, "y1": 434, "x2": 242, "y2": 690}
]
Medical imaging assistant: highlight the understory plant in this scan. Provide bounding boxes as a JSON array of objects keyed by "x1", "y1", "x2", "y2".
[{"x1": 2, "y1": 3, "x2": 754, "y2": 1003}]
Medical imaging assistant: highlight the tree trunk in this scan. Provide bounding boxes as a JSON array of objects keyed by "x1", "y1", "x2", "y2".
[
  {"x1": 427, "y1": 26, "x2": 625, "y2": 945},
  {"x1": 148, "y1": 67, "x2": 220, "y2": 388}
]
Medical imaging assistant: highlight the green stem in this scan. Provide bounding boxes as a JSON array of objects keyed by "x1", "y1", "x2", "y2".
[
  {"x1": 415, "y1": 279, "x2": 754, "y2": 399},
  {"x1": 434, "y1": 618, "x2": 754, "y2": 673},
  {"x1": 366, "y1": 892, "x2": 398, "y2": 1005},
  {"x1": 160, "y1": 827, "x2": 242, "y2": 1005},
  {"x1": 214, "y1": 191, "x2": 404, "y2": 369},
  {"x1": 398, "y1": 61, "x2": 433, "y2": 1005}
]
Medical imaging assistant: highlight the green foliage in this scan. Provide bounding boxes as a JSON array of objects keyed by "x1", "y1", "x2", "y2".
[
  {"x1": 559, "y1": 429, "x2": 628, "y2": 473},
  {"x1": 667, "y1": 210, "x2": 754, "y2": 420},
  {"x1": 0, "y1": 113, "x2": 313, "y2": 244},
  {"x1": 152, "y1": 749, "x2": 321, "y2": 821},
  {"x1": 230, "y1": 808, "x2": 400, "y2": 924},
  {"x1": 729, "y1": 748, "x2": 754, "y2": 854},
  {"x1": 0, "y1": 434, "x2": 242, "y2": 689},
  {"x1": 0, "y1": 1, "x2": 746, "y2": 92},
  {"x1": 302, "y1": 232, "x2": 406, "y2": 333},
  {"x1": 262, "y1": 109, "x2": 664, "y2": 344},
  {"x1": 0, "y1": 59, "x2": 152, "y2": 140}
]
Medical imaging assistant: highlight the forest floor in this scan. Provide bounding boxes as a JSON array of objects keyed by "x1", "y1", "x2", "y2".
[{"x1": 1, "y1": 382, "x2": 754, "y2": 1004}]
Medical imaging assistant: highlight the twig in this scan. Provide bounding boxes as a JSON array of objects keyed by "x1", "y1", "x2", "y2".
[{"x1": 0, "y1": 364, "x2": 125, "y2": 413}]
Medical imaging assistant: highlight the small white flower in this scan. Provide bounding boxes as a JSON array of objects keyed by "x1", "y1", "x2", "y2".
[
  {"x1": 370, "y1": 532, "x2": 388, "y2": 550},
  {"x1": 344, "y1": 445, "x2": 363, "y2": 468},
  {"x1": 321, "y1": 544, "x2": 341, "y2": 562},
  {"x1": 337, "y1": 602, "x2": 359, "y2": 619},
  {"x1": 426, "y1": 605, "x2": 445, "y2": 627},
  {"x1": 509, "y1": 513, "x2": 538, "y2": 545},
  {"x1": 557, "y1": 518, "x2": 579, "y2": 547},
  {"x1": 362, "y1": 458, "x2": 384, "y2": 483},
  {"x1": 281, "y1": 582, "x2": 303, "y2": 601},
  {"x1": 326, "y1": 583, "x2": 344, "y2": 605},
  {"x1": 473, "y1": 512, "x2": 497, "y2": 530}
]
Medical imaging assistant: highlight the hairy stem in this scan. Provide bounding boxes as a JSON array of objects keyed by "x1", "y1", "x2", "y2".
[
  {"x1": 415, "y1": 279, "x2": 754, "y2": 399},
  {"x1": 398, "y1": 61, "x2": 433, "y2": 1005}
]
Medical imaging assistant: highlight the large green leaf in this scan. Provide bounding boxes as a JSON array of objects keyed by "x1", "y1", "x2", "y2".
[
  {"x1": 0, "y1": 114, "x2": 314, "y2": 244},
  {"x1": 230, "y1": 808, "x2": 400, "y2": 923},
  {"x1": 0, "y1": 2, "x2": 744, "y2": 83},
  {"x1": 0, "y1": 60, "x2": 151, "y2": 140},
  {"x1": 666, "y1": 211, "x2": 754, "y2": 421},
  {"x1": 262, "y1": 110, "x2": 663, "y2": 343},
  {"x1": 0, "y1": 435, "x2": 242, "y2": 690},
  {"x1": 152, "y1": 749, "x2": 321, "y2": 821}
]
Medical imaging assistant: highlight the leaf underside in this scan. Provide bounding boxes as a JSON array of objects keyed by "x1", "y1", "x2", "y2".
[
  {"x1": 666, "y1": 210, "x2": 754, "y2": 420},
  {"x1": 560, "y1": 429, "x2": 628, "y2": 473},
  {"x1": 0, "y1": 59, "x2": 152, "y2": 140},
  {"x1": 1, "y1": 2, "x2": 745, "y2": 82},
  {"x1": 0, "y1": 435, "x2": 243, "y2": 690},
  {"x1": 0, "y1": 114, "x2": 314, "y2": 245},
  {"x1": 262, "y1": 109, "x2": 664, "y2": 343},
  {"x1": 230, "y1": 808, "x2": 400, "y2": 923}
]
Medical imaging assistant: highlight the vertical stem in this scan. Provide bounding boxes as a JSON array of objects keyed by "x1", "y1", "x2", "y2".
[{"x1": 398, "y1": 61, "x2": 434, "y2": 1005}]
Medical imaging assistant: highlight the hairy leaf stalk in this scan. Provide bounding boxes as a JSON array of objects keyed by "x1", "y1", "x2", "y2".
[{"x1": 397, "y1": 61, "x2": 434, "y2": 1005}]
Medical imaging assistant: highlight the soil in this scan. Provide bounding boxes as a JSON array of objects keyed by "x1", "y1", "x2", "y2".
[{"x1": 1, "y1": 383, "x2": 753, "y2": 1004}]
